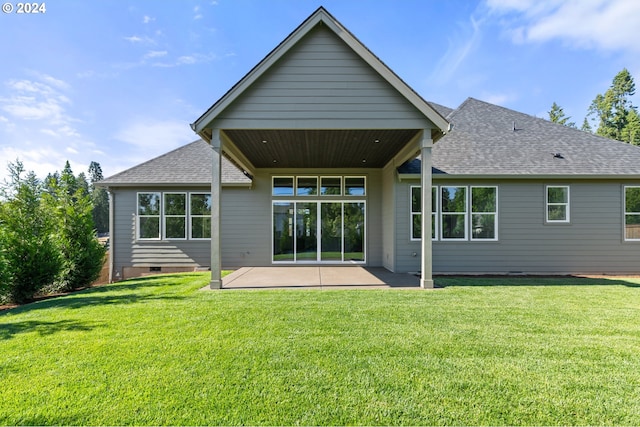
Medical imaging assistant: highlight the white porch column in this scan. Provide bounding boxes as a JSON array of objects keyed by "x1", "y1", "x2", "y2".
[
  {"x1": 420, "y1": 130, "x2": 434, "y2": 289},
  {"x1": 210, "y1": 129, "x2": 222, "y2": 289}
]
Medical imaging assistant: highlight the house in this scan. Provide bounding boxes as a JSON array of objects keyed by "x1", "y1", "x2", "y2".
[{"x1": 99, "y1": 7, "x2": 640, "y2": 287}]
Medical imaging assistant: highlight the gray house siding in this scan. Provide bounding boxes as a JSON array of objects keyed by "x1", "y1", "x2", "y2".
[
  {"x1": 111, "y1": 186, "x2": 212, "y2": 279},
  {"x1": 211, "y1": 25, "x2": 430, "y2": 130},
  {"x1": 396, "y1": 179, "x2": 640, "y2": 275}
]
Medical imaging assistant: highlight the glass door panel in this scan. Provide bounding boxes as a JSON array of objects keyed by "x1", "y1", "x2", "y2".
[
  {"x1": 321, "y1": 202, "x2": 342, "y2": 261},
  {"x1": 296, "y1": 203, "x2": 317, "y2": 261},
  {"x1": 273, "y1": 202, "x2": 294, "y2": 261},
  {"x1": 344, "y1": 202, "x2": 365, "y2": 262}
]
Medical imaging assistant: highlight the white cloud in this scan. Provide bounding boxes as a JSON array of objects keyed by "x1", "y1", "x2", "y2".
[
  {"x1": 193, "y1": 5, "x2": 202, "y2": 20},
  {"x1": 0, "y1": 73, "x2": 99, "y2": 183},
  {"x1": 485, "y1": 0, "x2": 640, "y2": 52},
  {"x1": 142, "y1": 15, "x2": 155, "y2": 24},
  {"x1": 429, "y1": 16, "x2": 484, "y2": 85},
  {"x1": 124, "y1": 35, "x2": 156, "y2": 44},
  {"x1": 480, "y1": 91, "x2": 518, "y2": 106},
  {"x1": 144, "y1": 50, "x2": 168, "y2": 59}
]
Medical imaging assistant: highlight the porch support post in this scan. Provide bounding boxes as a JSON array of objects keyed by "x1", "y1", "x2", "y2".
[
  {"x1": 210, "y1": 129, "x2": 223, "y2": 289},
  {"x1": 420, "y1": 130, "x2": 434, "y2": 289}
]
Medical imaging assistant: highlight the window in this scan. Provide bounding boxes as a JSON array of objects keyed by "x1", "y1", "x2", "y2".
[
  {"x1": 410, "y1": 186, "x2": 437, "y2": 240},
  {"x1": 296, "y1": 177, "x2": 318, "y2": 196},
  {"x1": 273, "y1": 175, "x2": 366, "y2": 196},
  {"x1": 164, "y1": 193, "x2": 186, "y2": 239},
  {"x1": 320, "y1": 177, "x2": 342, "y2": 195},
  {"x1": 546, "y1": 186, "x2": 569, "y2": 223},
  {"x1": 190, "y1": 193, "x2": 212, "y2": 239},
  {"x1": 273, "y1": 177, "x2": 294, "y2": 196},
  {"x1": 138, "y1": 192, "x2": 161, "y2": 239},
  {"x1": 471, "y1": 187, "x2": 497, "y2": 240},
  {"x1": 441, "y1": 186, "x2": 467, "y2": 240},
  {"x1": 345, "y1": 177, "x2": 366, "y2": 196},
  {"x1": 137, "y1": 192, "x2": 211, "y2": 240},
  {"x1": 625, "y1": 186, "x2": 640, "y2": 241}
]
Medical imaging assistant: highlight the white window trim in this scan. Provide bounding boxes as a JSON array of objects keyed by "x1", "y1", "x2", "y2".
[
  {"x1": 272, "y1": 176, "x2": 295, "y2": 197},
  {"x1": 320, "y1": 176, "x2": 342, "y2": 196},
  {"x1": 624, "y1": 186, "x2": 640, "y2": 241},
  {"x1": 546, "y1": 185, "x2": 570, "y2": 223},
  {"x1": 296, "y1": 176, "x2": 319, "y2": 196},
  {"x1": 440, "y1": 186, "x2": 468, "y2": 241},
  {"x1": 410, "y1": 186, "x2": 438, "y2": 242},
  {"x1": 164, "y1": 192, "x2": 187, "y2": 240},
  {"x1": 137, "y1": 192, "x2": 161, "y2": 241},
  {"x1": 344, "y1": 176, "x2": 366, "y2": 196},
  {"x1": 189, "y1": 193, "x2": 212, "y2": 240},
  {"x1": 470, "y1": 186, "x2": 498, "y2": 241}
]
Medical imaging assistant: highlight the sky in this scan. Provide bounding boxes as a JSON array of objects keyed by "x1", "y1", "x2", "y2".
[{"x1": 1, "y1": 0, "x2": 639, "y2": 183}]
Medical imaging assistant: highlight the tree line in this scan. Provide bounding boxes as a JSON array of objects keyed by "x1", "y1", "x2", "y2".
[
  {"x1": 549, "y1": 68, "x2": 640, "y2": 145},
  {"x1": 0, "y1": 160, "x2": 108, "y2": 304}
]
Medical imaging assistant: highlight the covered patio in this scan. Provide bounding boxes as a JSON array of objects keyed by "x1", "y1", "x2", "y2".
[{"x1": 216, "y1": 266, "x2": 421, "y2": 290}]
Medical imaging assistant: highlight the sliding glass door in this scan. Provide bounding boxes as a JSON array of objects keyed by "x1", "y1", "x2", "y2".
[{"x1": 273, "y1": 201, "x2": 365, "y2": 263}]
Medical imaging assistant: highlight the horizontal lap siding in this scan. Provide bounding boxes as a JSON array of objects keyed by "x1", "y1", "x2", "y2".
[
  {"x1": 395, "y1": 180, "x2": 640, "y2": 274},
  {"x1": 112, "y1": 188, "x2": 213, "y2": 277},
  {"x1": 215, "y1": 26, "x2": 428, "y2": 129},
  {"x1": 221, "y1": 179, "x2": 271, "y2": 267}
]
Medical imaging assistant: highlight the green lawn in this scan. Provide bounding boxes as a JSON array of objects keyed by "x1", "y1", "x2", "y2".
[{"x1": 1, "y1": 273, "x2": 640, "y2": 425}]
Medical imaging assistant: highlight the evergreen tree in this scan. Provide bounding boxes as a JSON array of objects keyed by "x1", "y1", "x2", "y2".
[
  {"x1": 548, "y1": 102, "x2": 576, "y2": 128},
  {"x1": 621, "y1": 108, "x2": 640, "y2": 145},
  {"x1": 588, "y1": 68, "x2": 637, "y2": 142},
  {"x1": 580, "y1": 117, "x2": 593, "y2": 133},
  {"x1": 48, "y1": 162, "x2": 106, "y2": 291},
  {"x1": 88, "y1": 161, "x2": 109, "y2": 234},
  {"x1": 0, "y1": 161, "x2": 62, "y2": 303}
]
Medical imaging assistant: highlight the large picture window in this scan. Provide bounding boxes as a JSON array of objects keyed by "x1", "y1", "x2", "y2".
[
  {"x1": 625, "y1": 186, "x2": 640, "y2": 241},
  {"x1": 138, "y1": 192, "x2": 161, "y2": 239},
  {"x1": 546, "y1": 186, "x2": 570, "y2": 223}
]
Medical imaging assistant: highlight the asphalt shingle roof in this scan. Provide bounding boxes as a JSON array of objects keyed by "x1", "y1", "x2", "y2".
[
  {"x1": 401, "y1": 97, "x2": 640, "y2": 177},
  {"x1": 99, "y1": 139, "x2": 251, "y2": 186}
]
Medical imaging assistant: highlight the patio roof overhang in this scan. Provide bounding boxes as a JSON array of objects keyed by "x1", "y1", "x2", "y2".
[{"x1": 197, "y1": 128, "x2": 445, "y2": 172}]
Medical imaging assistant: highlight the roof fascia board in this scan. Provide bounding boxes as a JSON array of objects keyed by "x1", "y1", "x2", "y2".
[
  {"x1": 191, "y1": 7, "x2": 449, "y2": 134},
  {"x1": 397, "y1": 173, "x2": 640, "y2": 181}
]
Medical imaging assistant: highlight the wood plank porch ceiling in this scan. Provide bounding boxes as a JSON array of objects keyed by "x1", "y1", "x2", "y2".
[{"x1": 222, "y1": 129, "x2": 420, "y2": 168}]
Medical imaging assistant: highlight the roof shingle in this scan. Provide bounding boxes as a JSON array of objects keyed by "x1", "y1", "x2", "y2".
[{"x1": 99, "y1": 139, "x2": 251, "y2": 186}]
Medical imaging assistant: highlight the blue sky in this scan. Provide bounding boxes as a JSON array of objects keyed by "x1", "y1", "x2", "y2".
[{"x1": 1, "y1": 0, "x2": 639, "y2": 182}]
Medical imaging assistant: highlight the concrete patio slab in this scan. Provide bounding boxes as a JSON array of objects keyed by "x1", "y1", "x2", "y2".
[{"x1": 213, "y1": 266, "x2": 421, "y2": 290}]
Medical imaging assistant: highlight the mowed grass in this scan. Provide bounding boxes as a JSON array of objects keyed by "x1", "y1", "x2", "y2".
[{"x1": 1, "y1": 273, "x2": 640, "y2": 425}]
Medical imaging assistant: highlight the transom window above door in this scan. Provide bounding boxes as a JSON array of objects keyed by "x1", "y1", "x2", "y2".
[{"x1": 272, "y1": 175, "x2": 366, "y2": 197}]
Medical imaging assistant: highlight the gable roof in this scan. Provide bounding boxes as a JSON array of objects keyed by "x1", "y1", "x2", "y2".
[
  {"x1": 191, "y1": 6, "x2": 449, "y2": 136},
  {"x1": 399, "y1": 97, "x2": 640, "y2": 178},
  {"x1": 98, "y1": 140, "x2": 251, "y2": 187}
]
